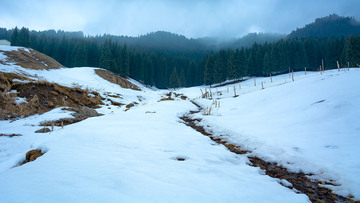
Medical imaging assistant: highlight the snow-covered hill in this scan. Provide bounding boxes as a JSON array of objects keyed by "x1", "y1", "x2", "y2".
[
  {"x1": 1, "y1": 45, "x2": 359, "y2": 202},
  {"x1": 181, "y1": 69, "x2": 360, "y2": 199}
]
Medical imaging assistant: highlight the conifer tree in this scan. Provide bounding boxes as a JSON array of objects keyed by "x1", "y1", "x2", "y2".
[
  {"x1": 169, "y1": 67, "x2": 181, "y2": 88},
  {"x1": 112, "y1": 42, "x2": 122, "y2": 74},
  {"x1": 99, "y1": 39, "x2": 112, "y2": 70},
  {"x1": 73, "y1": 41, "x2": 88, "y2": 67},
  {"x1": 263, "y1": 52, "x2": 271, "y2": 75},
  {"x1": 238, "y1": 47, "x2": 248, "y2": 78},
  {"x1": 121, "y1": 44, "x2": 130, "y2": 76},
  {"x1": 179, "y1": 67, "x2": 186, "y2": 87},
  {"x1": 18, "y1": 27, "x2": 30, "y2": 47},
  {"x1": 204, "y1": 55, "x2": 215, "y2": 85},
  {"x1": 227, "y1": 50, "x2": 237, "y2": 80},
  {"x1": 10, "y1": 27, "x2": 19, "y2": 46}
]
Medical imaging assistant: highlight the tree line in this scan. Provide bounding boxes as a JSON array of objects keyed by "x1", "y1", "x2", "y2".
[
  {"x1": 1, "y1": 27, "x2": 205, "y2": 88},
  {"x1": 203, "y1": 36, "x2": 360, "y2": 85},
  {"x1": 1, "y1": 27, "x2": 359, "y2": 88}
]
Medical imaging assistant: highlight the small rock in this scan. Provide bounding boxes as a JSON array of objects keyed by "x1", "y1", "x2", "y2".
[
  {"x1": 65, "y1": 106, "x2": 100, "y2": 118},
  {"x1": 126, "y1": 103, "x2": 135, "y2": 108},
  {"x1": 35, "y1": 127, "x2": 51, "y2": 133}
]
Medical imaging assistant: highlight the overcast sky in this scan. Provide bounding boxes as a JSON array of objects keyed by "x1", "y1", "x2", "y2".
[{"x1": 1, "y1": 0, "x2": 359, "y2": 38}]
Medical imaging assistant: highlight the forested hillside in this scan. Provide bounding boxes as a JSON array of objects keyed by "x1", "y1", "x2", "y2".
[
  {"x1": 1, "y1": 14, "x2": 360, "y2": 88},
  {"x1": 288, "y1": 14, "x2": 360, "y2": 38}
]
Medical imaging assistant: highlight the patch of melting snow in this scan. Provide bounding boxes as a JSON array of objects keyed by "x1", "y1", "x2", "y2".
[
  {"x1": 12, "y1": 78, "x2": 31, "y2": 83},
  {"x1": 14, "y1": 97, "x2": 27, "y2": 104},
  {"x1": 279, "y1": 179, "x2": 293, "y2": 188}
]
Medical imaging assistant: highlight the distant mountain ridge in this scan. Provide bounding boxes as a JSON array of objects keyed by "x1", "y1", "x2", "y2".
[
  {"x1": 288, "y1": 14, "x2": 360, "y2": 38},
  {"x1": 1, "y1": 14, "x2": 359, "y2": 53}
]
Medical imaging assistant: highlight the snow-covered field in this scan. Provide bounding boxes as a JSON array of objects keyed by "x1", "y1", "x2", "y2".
[
  {"x1": 180, "y1": 69, "x2": 360, "y2": 199},
  {"x1": 1, "y1": 46, "x2": 359, "y2": 202}
]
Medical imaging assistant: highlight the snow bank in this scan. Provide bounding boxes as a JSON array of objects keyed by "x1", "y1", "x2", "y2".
[{"x1": 192, "y1": 69, "x2": 360, "y2": 199}]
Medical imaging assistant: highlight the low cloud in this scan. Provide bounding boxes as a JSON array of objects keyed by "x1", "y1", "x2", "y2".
[{"x1": 1, "y1": 0, "x2": 359, "y2": 38}]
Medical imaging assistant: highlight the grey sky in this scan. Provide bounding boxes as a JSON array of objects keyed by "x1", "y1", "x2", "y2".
[{"x1": 0, "y1": 0, "x2": 359, "y2": 38}]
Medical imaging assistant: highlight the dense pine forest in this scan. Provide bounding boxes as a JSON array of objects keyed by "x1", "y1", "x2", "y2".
[{"x1": 1, "y1": 15, "x2": 359, "y2": 88}]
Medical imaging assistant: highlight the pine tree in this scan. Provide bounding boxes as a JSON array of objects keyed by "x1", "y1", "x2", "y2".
[
  {"x1": 343, "y1": 36, "x2": 360, "y2": 67},
  {"x1": 227, "y1": 50, "x2": 237, "y2": 80},
  {"x1": 169, "y1": 67, "x2": 181, "y2": 88},
  {"x1": 112, "y1": 42, "x2": 122, "y2": 74},
  {"x1": 18, "y1": 27, "x2": 30, "y2": 47},
  {"x1": 214, "y1": 49, "x2": 227, "y2": 83},
  {"x1": 121, "y1": 43, "x2": 130, "y2": 76},
  {"x1": 99, "y1": 39, "x2": 112, "y2": 70},
  {"x1": 238, "y1": 47, "x2": 248, "y2": 78},
  {"x1": 263, "y1": 52, "x2": 271, "y2": 75},
  {"x1": 10, "y1": 27, "x2": 19, "y2": 46},
  {"x1": 54, "y1": 36, "x2": 68, "y2": 65},
  {"x1": 179, "y1": 67, "x2": 186, "y2": 87},
  {"x1": 73, "y1": 41, "x2": 88, "y2": 67},
  {"x1": 204, "y1": 55, "x2": 215, "y2": 85}
]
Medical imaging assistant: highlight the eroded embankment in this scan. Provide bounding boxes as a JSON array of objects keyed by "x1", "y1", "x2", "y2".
[{"x1": 180, "y1": 100, "x2": 354, "y2": 203}]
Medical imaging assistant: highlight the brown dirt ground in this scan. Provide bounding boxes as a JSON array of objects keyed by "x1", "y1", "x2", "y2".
[
  {"x1": 0, "y1": 48, "x2": 63, "y2": 70},
  {"x1": 95, "y1": 69, "x2": 140, "y2": 91},
  {"x1": 17, "y1": 149, "x2": 44, "y2": 166},
  {"x1": 0, "y1": 72, "x2": 104, "y2": 120}
]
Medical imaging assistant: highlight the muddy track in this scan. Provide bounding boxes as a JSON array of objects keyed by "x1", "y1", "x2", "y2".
[{"x1": 180, "y1": 100, "x2": 354, "y2": 203}]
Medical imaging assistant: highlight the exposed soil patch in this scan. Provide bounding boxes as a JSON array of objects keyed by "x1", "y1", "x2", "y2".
[
  {"x1": 108, "y1": 98, "x2": 124, "y2": 107},
  {"x1": 17, "y1": 149, "x2": 45, "y2": 166},
  {"x1": 0, "y1": 48, "x2": 63, "y2": 70},
  {"x1": 35, "y1": 127, "x2": 51, "y2": 133},
  {"x1": 0, "y1": 133, "x2": 22, "y2": 137},
  {"x1": 40, "y1": 117, "x2": 83, "y2": 127},
  {"x1": 95, "y1": 69, "x2": 140, "y2": 91},
  {"x1": 40, "y1": 106, "x2": 103, "y2": 127},
  {"x1": 107, "y1": 93, "x2": 123, "y2": 99},
  {"x1": 1, "y1": 75, "x2": 104, "y2": 120},
  {"x1": 159, "y1": 92, "x2": 187, "y2": 102},
  {"x1": 124, "y1": 102, "x2": 139, "y2": 111},
  {"x1": 63, "y1": 106, "x2": 102, "y2": 118},
  {"x1": 180, "y1": 100, "x2": 354, "y2": 203},
  {"x1": 159, "y1": 96, "x2": 174, "y2": 102}
]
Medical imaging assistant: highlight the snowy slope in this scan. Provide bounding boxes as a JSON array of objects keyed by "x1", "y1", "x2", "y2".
[
  {"x1": 1, "y1": 45, "x2": 359, "y2": 201},
  {"x1": 0, "y1": 46, "x2": 308, "y2": 202},
  {"x1": 186, "y1": 69, "x2": 360, "y2": 199},
  {"x1": 0, "y1": 99, "x2": 308, "y2": 203}
]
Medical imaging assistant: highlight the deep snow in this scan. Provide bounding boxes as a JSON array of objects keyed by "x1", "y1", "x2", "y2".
[{"x1": 1, "y1": 45, "x2": 359, "y2": 202}]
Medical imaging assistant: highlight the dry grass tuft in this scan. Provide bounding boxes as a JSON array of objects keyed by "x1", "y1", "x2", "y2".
[
  {"x1": 1, "y1": 75, "x2": 104, "y2": 120},
  {"x1": 0, "y1": 133, "x2": 22, "y2": 137},
  {"x1": 159, "y1": 96, "x2": 174, "y2": 102},
  {"x1": 95, "y1": 69, "x2": 140, "y2": 91}
]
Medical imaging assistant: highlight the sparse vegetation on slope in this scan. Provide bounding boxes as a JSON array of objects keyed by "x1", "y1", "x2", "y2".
[
  {"x1": 0, "y1": 72, "x2": 104, "y2": 120},
  {"x1": 94, "y1": 69, "x2": 140, "y2": 90},
  {"x1": 0, "y1": 48, "x2": 63, "y2": 70}
]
